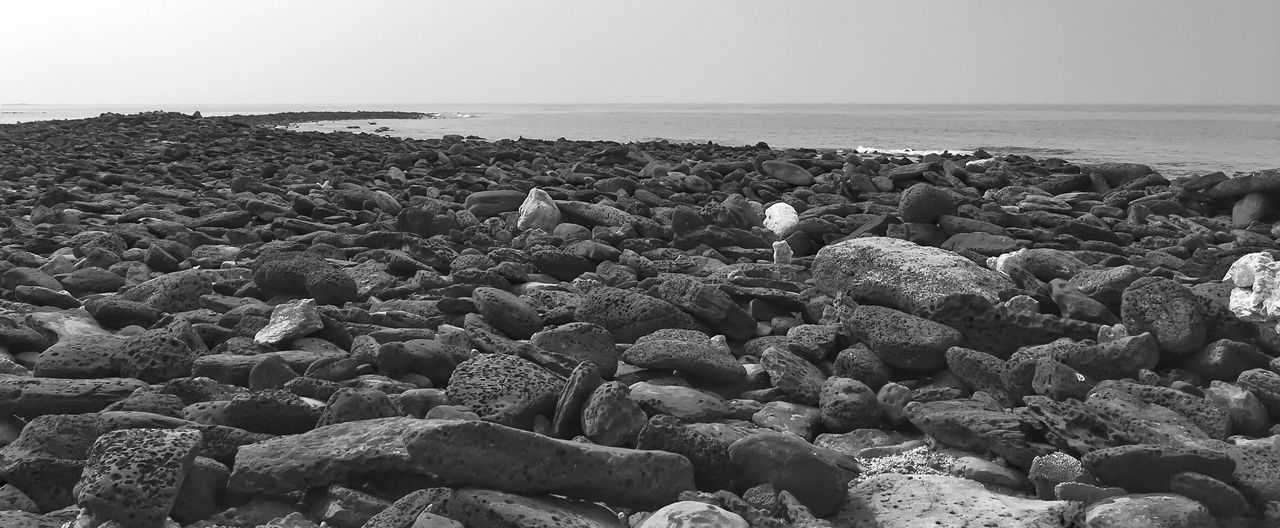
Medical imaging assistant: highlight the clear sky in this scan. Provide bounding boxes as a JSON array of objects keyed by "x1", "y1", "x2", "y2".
[{"x1": 3, "y1": 0, "x2": 1278, "y2": 105}]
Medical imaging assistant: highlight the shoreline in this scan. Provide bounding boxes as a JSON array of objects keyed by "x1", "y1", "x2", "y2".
[{"x1": 0, "y1": 111, "x2": 1278, "y2": 527}]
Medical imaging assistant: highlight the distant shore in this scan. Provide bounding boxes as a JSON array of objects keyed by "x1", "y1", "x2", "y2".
[{"x1": 211, "y1": 110, "x2": 435, "y2": 127}]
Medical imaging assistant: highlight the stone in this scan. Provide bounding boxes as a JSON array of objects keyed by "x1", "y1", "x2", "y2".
[
  {"x1": 221, "y1": 389, "x2": 320, "y2": 435},
  {"x1": 628, "y1": 381, "x2": 730, "y2": 422},
  {"x1": 575, "y1": 286, "x2": 698, "y2": 344},
  {"x1": 638, "y1": 501, "x2": 747, "y2": 528},
  {"x1": 819, "y1": 377, "x2": 882, "y2": 433},
  {"x1": 33, "y1": 334, "x2": 125, "y2": 378},
  {"x1": 472, "y1": 287, "x2": 542, "y2": 340},
  {"x1": 445, "y1": 488, "x2": 624, "y2": 528},
  {"x1": 786, "y1": 324, "x2": 839, "y2": 363},
  {"x1": 898, "y1": 183, "x2": 956, "y2": 223},
  {"x1": 532, "y1": 323, "x2": 619, "y2": 378},
  {"x1": 1206, "y1": 380, "x2": 1272, "y2": 436},
  {"x1": 118, "y1": 269, "x2": 214, "y2": 313},
  {"x1": 653, "y1": 274, "x2": 755, "y2": 342},
  {"x1": 1121, "y1": 276, "x2": 1208, "y2": 359},
  {"x1": 763, "y1": 202, "x2": 799, "y2": 238},
  {"x1": 832, "y1": 473, "x2": 1073, "y2": 527},
  {"x1": 751, "y1": 401, "x2": 822, "y2": 440},
  {"x1": 310, "y1": 484, "x2": 391, "y2": 528},
  {"x1": 1237, "y1": 368, "x2": 1280, "y2": 421},
  {"x1": 316, "y1": 388, "x2": 400, "y2": 427},
  {"x1": 727, "y1": 432, "x2": 856, "y2": 517},
  {"x1": 404, "y1": 419, "x2": 695, "y2": 509},
  {"x1": 446, "y1": 353, "x2": 566, "y2": 429},
  {"x1": 904, "y1": 399, "x2": 1036, "y2": 468},
  {"x1": 0, "y1": 377, "x2": 147, "y2": 418},
  {"x1": 813, "y1": 237, "x2": 1014, "y2": 315},
  {"x1": 516, "y1": 188, "x2": 562, "y2": 233},
  {"x1": 253, "y1": 251, "x2": 358, "y2": 306},
  {"x1": 1168, "y1": 471, "x2": 1251, "y2": 518},
  {"x1": 254, "y1": 298, "x2": 324, "y2": 346},
  {"x1": 113, "y1": 321, "x2": 198, "y2": 384},
  {"x1": 1233, "y1": 191, "x2": 1274, "y2": 228},
  {"x1": 581, "y1": 381, "x2": 647, "y2": 447},
  {"x1": 622, "y1": 338, "x2": 746, "y2": 384},
  {"x1": 376, "y1": 339, "x2": 474, "y2": 387},
  {"x1": 1081, "y1": 443, "x2": 1235, "y2": 493},
  {"x1": 1050, "y1": 279, "x2": 1118, "y2": 324},
  {"x1": 551, "y1": 361, "x2": 604, "y2": 438},
  {"x1": 1083, "y1": 494, "x2": 1216, "y2": 528},
  {"x1": 635, "y1": 414, "x2": 757, "y2": 492},
  {"x1": 73, "y1": 428, "x2": 202, "y2": 528},
  {"x1": 846, "y1": 304, "x2": 960, "y2": 371},
  {"x1": 760, "y1": 346, "x2": 825, "y2": 405},
  {"x1": 1029, "y1": 452, "x2": 1085, "y2": 500},
  {"x1": 761, "y1": 159, "x2": 815, "y2": 186}
]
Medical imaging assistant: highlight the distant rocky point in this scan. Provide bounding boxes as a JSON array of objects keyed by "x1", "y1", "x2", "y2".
[{"x1": 212, "y1": 110, "x2": 435, "y2": 127}]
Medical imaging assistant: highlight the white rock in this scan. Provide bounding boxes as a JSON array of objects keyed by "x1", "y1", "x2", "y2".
[
  {"x1": 638, "y1": 501, "x2": 747, "y2": 528},
  {"x1": 763, "y1": 202, "x2": 799, "y2": 238},
  {"x1": 1224, "y1": 252, "x2": 1280, "y2": 331},
  {"x1": 254, "y1": 299, "x2": 324, "y2": 346},
  {"x1": 517, "y1": 188, "x2": 561, "y2": 233},
  {"x1": 772, "y1": 240, "x2": 793, "y2": 265}
]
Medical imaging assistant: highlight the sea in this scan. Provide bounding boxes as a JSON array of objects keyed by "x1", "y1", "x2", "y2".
[{"x1": 3, "y1": 103, "x2": 1277, "y2": 180}]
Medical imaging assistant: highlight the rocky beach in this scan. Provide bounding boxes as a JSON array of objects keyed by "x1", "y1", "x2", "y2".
[{"x1": 0, "y1": 110, "x2": 1278, "y2": 528}]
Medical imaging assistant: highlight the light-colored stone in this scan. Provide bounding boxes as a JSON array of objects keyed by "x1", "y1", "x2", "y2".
[
  {"x1": 517, "y1": 188, "x2": 562, "y2": 233},
  {"x1": 254, "y1": 299, "x2": 324, "y2": 346},
  {"x1": 763, "y1": 202, "x2": 799, "y2": 238},
  {"x1": 814, "y1": 237, "x2": 1014, "y2": 315},
  {"x1": 638, "y1": 501, "x2": 747, "y2": 528},
  {"x1": 833, "y1": 473, "x2": 1073, "y2": 527}
]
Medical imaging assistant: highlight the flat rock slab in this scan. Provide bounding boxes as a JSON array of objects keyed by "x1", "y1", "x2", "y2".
[
  {"x1": 403, "y1": 419, "x2": 695, "y2": 509},
  {"x1": 834, "y1": 473, "x2": 1074, "y2": 527},
  {"x1": 812, "y1": 236, "x2": 1014, "y2": 315},
  {"x1": 229, "y1": 417, "x2": 695, "y2": 509},
  {"x1": 0, "y1": 377, "x2": 147, "y2": 418}
]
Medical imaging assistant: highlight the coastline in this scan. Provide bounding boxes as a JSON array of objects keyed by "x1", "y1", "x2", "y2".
[{"x1": 0, "y1": 111, "x2": 1278, "y2": 527}]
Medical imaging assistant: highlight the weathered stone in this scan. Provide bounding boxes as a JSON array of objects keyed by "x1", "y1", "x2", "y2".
[
  {"x1": 813, "y1": 237, "x2": 1014, "y2": 315},
  {"x1": 74, "y1": 428, "x2": 202, "y2": 528}
]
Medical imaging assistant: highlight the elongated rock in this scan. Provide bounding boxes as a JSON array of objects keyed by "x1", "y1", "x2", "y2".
[
  {"x1": 229, "y1": 417, "x2": 695, "y2": 509},
  {"x1": 0, "y1": 377, "x2": 147, "y2": 418},
  {"x1": 402, "y1": 419, "x2": 695, "y2": 509}
]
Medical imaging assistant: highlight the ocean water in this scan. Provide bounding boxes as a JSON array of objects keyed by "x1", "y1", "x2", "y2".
[{"x1": 4, "y1": 102, "x2": 1277, "y2": 179}]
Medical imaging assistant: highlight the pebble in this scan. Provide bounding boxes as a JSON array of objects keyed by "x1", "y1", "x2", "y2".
[{"x1": 0, "y1": 111, "x2": 1276, "y2": 527}]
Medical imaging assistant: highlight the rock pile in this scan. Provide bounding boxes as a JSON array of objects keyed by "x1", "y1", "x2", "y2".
[{"x1": 0, "y1": 111, "x2": 1278, "y2": 527}]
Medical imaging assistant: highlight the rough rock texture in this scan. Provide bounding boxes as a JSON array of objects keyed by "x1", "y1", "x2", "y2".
[
  {"x1": 813, "y1": 237, "x2": 1015, "y2": 315},
  {"x1": 446, "y1": 353, "x2": 566, "y2": 429},
  {"x1": 834, "y1": 474, "x2": 1075, "y2": 527},
  {"x1": 74, "y1": 427, "x2": 202, "y2": 528}
]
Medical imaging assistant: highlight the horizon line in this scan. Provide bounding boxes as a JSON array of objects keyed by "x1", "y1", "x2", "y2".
[{"x1": 5, "y1": 101, "x2": 1280, "y2": 107}]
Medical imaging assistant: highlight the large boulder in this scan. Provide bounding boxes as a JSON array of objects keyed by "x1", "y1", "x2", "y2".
[{"x1": 813, "y1": 237, "x2": 1014, "y2": 315}]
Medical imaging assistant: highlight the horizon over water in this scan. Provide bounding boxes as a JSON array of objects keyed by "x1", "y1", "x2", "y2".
[{"x1": 3, "y1": 102, "x2": 1277, "y2": 180}]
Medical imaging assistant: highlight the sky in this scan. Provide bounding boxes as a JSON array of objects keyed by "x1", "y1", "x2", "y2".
[{"x1": 2, "y1": 0, "x2": 1278, "y2": 105}]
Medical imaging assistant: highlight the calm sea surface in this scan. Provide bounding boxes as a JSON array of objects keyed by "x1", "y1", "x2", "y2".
[{"x1": 3, "y1": 103, "x2": 1277, "y2": 179}]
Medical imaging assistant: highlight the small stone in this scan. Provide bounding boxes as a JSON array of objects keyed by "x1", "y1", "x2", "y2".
[
  {"x1": 1083, "y1": 494, "x2": 1216, "y2": 528},
  {"x1": 628, "y1": 381, "x2": 730, "y2": 422},
  {"x1": 727, "y1": 432, "x2": 856, "y2": 517},
  {"x1": 752, "y1": 401, "x2": 822, "y2": 440}
]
